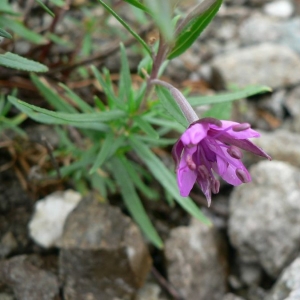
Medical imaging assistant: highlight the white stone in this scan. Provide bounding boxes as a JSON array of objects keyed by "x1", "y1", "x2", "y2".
[
  {"x1": 29, "y1": 190, "x2": 82, "y2": 248},
  {"x1": 211, "y1": 43, "x2": 300, "y2": 89},
  {"x1": 263, "y1": 1, "x2": 294, "y2": 18}
]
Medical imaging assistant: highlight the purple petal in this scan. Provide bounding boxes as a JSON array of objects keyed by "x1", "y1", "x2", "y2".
[
  {"x1": 181, "y1": 123, "x2": 208, "y2": 146},
  {"x1": 217, "y1": 135, "x2": 272, "y2": 160},
  {"x1": 172, "y1": 139, "x2": 184, "y2": 170},
  {"x1": 209, "y1": 120, "x2": 260, "y2": 139},
  {"x1": 177, "y1": 153, "x2": 197, "y2": 197}
]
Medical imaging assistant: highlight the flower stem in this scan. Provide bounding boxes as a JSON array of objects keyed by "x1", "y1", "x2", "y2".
[{"x1": 151, "y1": 79, "x2": 198, "y2": 124}]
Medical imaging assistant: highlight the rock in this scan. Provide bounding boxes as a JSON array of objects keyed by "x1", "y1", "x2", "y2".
[
  {"x1": 239, "y1": 262, "x2": 262, "y2": 286},
  {"x1": 263, "y1": 0, "x2": 294, "y2": 18},
  {"x1": 165, "y1": 218, "x2": 227, "y2": 300},
  {"x1": 223, "y1": 293, "x2": 245, "y2": 300},
  {"x1": 239, "y1": 14, "x2": 282, "y2": 46},
  {"x1": 211, "y1": 43, "x2": 300, "y2": 89},
  {"x1": 0, "y1": 255, "x2": 59, "y2": 300},
  {"x1": 285, "y1": 86, "x2": 300, "y2": 117},
  {"x1": 229, "y1": 161, "x2": 300, "y2": 277},
  {"x1": 0, "y1": 232, "x2": 18, "y2": 258},
  {"x1": 59, "y1": 195, "x2": 152, "y2": 300},
  {"x1": 257, "y1": 89, "x2": 286, "y2": 119},
  {"x1": 0, "y1": 155, "x2": 33, "y2": 254},
  {"x1": 29, "y1": 190, "x2": 82, "y2": 248},
  {"x1": 239, "y1": 14, "x2": 300, "y2": 55},
  {"x1": 250, "y1": 129, "x2": 300, "y2": 168},
  {"x1": 267, "y1": 256, "x2": 300, "y2": 300}
]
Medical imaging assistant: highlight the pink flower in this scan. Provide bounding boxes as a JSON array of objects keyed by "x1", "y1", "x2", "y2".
[{"x1": 172, "y1": 118, "x2": 271, "y2": 206}]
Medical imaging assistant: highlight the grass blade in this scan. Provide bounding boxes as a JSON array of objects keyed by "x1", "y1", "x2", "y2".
[
  {"x1": 188, "y1": 85, "x2": 272, "y2": 106},
  {"x1": 96, "y1": 0, "x2": 151, "y2": 55},
  {"x1": 111, "y1": 156, "x2": 163, "y2": 248}
]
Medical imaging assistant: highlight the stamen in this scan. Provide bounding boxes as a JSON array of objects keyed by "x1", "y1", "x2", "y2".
[
  {"x1": 232, "y1": 123, "x2": 250, "y2": 132},
  {"x1": 236, "y1": 168, "x2": 250, "y2": 183},
  {"x1": 227, "y1": 146, "x2": 243, "y2": 159},
  {"x1": 198, "y1": 165, "x2": 209, "y2": 178},
  {"x1": 211, "y1": 179, "x2": 220, "y2": 194},
  {"x1": 186, "y1": 154, "x2": 196, "y2": 170}
]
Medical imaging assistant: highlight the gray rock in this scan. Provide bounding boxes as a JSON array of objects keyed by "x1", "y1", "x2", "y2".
[
  {"x1": 250, "y1": 129, "x2": 300, "y2": 168},
  {"x1": 165, "y1": 218, "x2": 227, "y2": 300},
  {"x1": 0, "y1": 255, "x2": 59, "y2": 300},
  {"x1": 239, "y1": 14, "x2": 300, "y2": 55},
  {"x1": 59, "y1": 196, "x2": 152, "y2": 300},
  {"x1": 285, "y1": 86, "x2": 300, "y2": 117},
  {"x1": 239, "y1": 14, "x2": 282, "y2": 46},
  {"x1": 211, "y1": 43, "x2": 300, "y2": 89},
  {"x1": 257, "y1": 89, "x2": 286, "y2": 119},
  {"x1": 267, "y1": 256, "x2": 300, "y2": 300},
  {"x1": 239, "y1": 262, "x2": 262, "y2": 286},
  {"x1": 0, "y1": 160, "x2": 33, "y2": 255},
  {"x1": 229, "y1": 160, "x2": 300, "y2": 277}
]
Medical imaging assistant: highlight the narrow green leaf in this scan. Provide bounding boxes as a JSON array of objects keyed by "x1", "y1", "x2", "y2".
[
  {"x1": 91, "y1": 172, "x2": 108, "y2": 199},
  {"x1": 31, "y1": 74, "x2": 76, "y2": 113},
  {"x1": 9, "y1": 96, "x2": 125, "y2": 123},
  {"x1": 94, "y1": 96, "x2": 106, "y2": 111},
  {"x1": 144, "y1": 115, "x2": 184, "y2": 133},
  {"x1": 111, "y1": 156, "x2": 163, "y2": 248},
  {"x1": 134, "y1": 115, "x2": 159, "y2": 139},
  {"x1": 188, "y1": 85, "x2": 272, "y2": 106},
  {"x1": 0, "y1": 17, "x2": 46, "y2": 44},
  {"x1": 0, "y1": 52, "x2": 48, "y2": 72},
  {"x1": 0, "y1": 0, "x2": 19, "y2": 15},
  {"x1": 168, "y1": 0, "x2": 222, "y2": 59},
  {"x1": 123, "y1": 0, "x2": 151, "y2": 13},
  {"x1": 155, "y1": 86, "x2": 188, "y2": 128},
  {"x1": 129, "y1": 135, "x2": 211, "y2": 225},
  {"x1": 59, "y1": 83, "x2": 94, "y2": 113},
  {"x1": 143, "y1": 0, "x2": 174, "y2": 43},
  {"x1": 136, "y1": 135, "x2": 176, "y2": 147},
  {"x1": 120, "y1": 156, "x2": 159, "y2": 200},
  {"x1": 96, "y1": 0, "x2": 152, "y2": 55},
  {"x1": 119, "y1": 43, "x2": 132, "y2": 102},
  {"x1": 0, "y1": 28, "x2": 12, "y2": 39},
  {"x1": 48, "y1": 0, "x2": 64, "y2": 6},
  {"x1": 0, "y1": 96, "x2": 11, "y2": 116},
  {"x1": 89, "y1": 132, "x2": 115, "y2": 174},
  {"x1": 59, "y1": 146, "x2": 98, "y2": 177},
  {"x1": 91, "y1": 66, "x2": 124, "y2": 109},
  {"x1": 34, "y1": 0, "x2": 55, "y2": 17}
]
